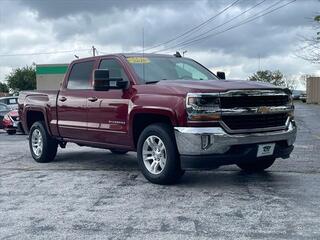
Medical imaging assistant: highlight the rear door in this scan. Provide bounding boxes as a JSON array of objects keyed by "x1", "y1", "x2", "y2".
[
  {"x1": 86, "y1": 57, "x2": 132, "y2": 146},
  {"x1": 57, "y1": 60, "x2": 94, "y2": 140}
]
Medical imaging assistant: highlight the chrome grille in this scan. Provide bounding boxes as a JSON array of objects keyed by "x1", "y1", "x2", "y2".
[
  {"x1": 218, "y1": 90, "x2": 292, "y2": 133},
  {"x1": 222, "y1": 113, "x2": 288, "y2": 131},
  {"x1": 220, "y1": 95, "x2": 289, "y2": 108}
]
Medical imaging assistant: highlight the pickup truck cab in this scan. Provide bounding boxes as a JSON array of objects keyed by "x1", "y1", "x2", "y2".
[{"x1": 19, "y1": 53, "x2": 297, "y2": 184}]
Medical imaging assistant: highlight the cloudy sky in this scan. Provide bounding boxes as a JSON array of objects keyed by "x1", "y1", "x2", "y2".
[{"x1": 0, "y1": 0, "x2": 319, "y2": 87}]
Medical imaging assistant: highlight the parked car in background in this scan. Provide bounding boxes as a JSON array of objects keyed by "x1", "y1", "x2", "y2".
[
  {"x1": 2, "y1": 110, "x2": 23, "y2": 135},
  {"x1": 0, "y1": 103, "x2": 11, "y2": 129},
  {"x1": 0, "y1": 96, "x2": 18, "y2": 110},
  {"x1": 292, "y1": 90, "x2": 302, "y2": 100},
  {"x1": 300, "y1": 91, "x2": 307, "y2": 102}
]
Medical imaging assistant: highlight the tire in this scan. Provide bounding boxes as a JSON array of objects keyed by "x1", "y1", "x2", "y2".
[
  {"x1": 110, "y1": 149, "x2": 129, "y2": 154},
  {"x1": 7, "y1": 130, "x2": 16, "y2": 135},
  {"x1": 237, "y1": 158, "x2": 276, "y2": 172},
  {"x1": 29, "y1": 121, "x2": 58, "y2": 163},
  {"x1": 137, "y1": 123, "x2": 184, "y2": 185}
]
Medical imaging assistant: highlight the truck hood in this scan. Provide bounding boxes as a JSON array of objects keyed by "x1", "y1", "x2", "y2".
[{"x1": 146, "y1": 79, "x2": 286, "y2": 96}]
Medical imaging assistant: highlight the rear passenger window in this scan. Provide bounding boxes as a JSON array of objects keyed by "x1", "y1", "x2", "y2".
[
  {"x1": 67, "y1": 61, "x2": 94, "y2": 89},
  {"x1": 99, "y1": 59, "x2": 128, "y2": 81}
]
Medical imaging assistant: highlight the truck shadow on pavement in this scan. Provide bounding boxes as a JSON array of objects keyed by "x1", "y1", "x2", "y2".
[
  {"x1": 180, "y1": 170, "x2": 290, "y2": 188},
  {"x1": 54, "y1": 150, "x2": 140, "y2": 170},
  {"x1": 52, "y1": 150, "x2": 290, "y2": 187}
]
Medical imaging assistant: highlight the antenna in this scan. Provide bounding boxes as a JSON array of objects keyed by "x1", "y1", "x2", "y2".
[{"x1": 142, "y1": 27, "x2": 145, "y2": 82}]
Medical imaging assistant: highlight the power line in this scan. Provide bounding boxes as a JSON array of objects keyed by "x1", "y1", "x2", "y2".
[
  {"x1": 154, "y1": 0, "x2": 269, "y2": 53},
  {"x1": 154, "y1": 0, "x2": 296, "y2": 53},
  {"x1": 154, "y1": 0, "x2": 291, "y2": 53},
  {"x1": 142, "y1": 0, "x2": 241, "y2": 52},
  {"x1": 0, "y1": 49, "x2": 91, "y2": 57}
]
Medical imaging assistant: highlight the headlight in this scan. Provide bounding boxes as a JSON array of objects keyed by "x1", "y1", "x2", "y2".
[{"x1": 186, "y1": 93, "x2": 221, "y2": 121}]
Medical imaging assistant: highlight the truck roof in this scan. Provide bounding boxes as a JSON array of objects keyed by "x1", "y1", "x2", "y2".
[
  {"x1": 70, "y1": 53, "x2": 176, "y2": 63},
  {"x1": 122, "y1": 53, "x2": 175, "y2": 58}
]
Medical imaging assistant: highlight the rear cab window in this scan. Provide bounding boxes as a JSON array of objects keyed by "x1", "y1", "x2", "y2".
[{"x1": 67, "y1": 61, "x2": 95, "y2": 89}]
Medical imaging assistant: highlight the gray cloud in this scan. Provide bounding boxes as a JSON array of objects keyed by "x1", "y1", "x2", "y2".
[{"x1": 0, "y1": 0, "x2": 319, "y2": 83}]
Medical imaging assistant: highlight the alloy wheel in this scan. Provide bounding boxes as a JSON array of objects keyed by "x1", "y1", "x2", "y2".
[{"x1": 142, "y1": 135, "x2": 167, "y2": 175}]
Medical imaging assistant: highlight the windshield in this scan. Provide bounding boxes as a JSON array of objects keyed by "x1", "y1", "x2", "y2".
[{"x1": 127, "y1": 56, "x2": 218, "y2": 83}]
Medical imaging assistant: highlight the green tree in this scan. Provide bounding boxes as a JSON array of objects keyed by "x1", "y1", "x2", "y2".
[
  {"x1": 0, "y1": 82, "x2": 9, "y2": 93},
  {"x1": 6, "y1": 65, "x2": 36, "y2": 92},
  {"x1": 249, "y1": 70, "x2": 285, "y2": 86}
]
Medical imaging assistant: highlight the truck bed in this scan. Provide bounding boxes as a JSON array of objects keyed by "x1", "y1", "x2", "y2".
[{"x1": 18, "y1": 90, "x2": 59, "y2": 135}]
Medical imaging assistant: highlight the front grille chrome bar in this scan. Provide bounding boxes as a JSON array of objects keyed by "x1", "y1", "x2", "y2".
[{"x1": 220, "y1": 105, "x2": 293, "y2": 116}]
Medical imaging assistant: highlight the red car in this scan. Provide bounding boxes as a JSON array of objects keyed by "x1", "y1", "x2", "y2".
[{"x1": 2, "y1": 110, "x2": 23, "y2": 135}]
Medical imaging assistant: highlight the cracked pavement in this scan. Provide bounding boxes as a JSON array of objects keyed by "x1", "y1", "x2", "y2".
[{"x1": 0, "y1": 102, "x2": 320, "y2": 239}]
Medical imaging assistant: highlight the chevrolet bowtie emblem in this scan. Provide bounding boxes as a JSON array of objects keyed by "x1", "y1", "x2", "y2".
[{"x1": 257, "y1": 106, "x2": 270, "y2": 114}]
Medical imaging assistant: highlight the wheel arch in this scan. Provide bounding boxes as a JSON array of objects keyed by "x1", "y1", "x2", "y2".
[
  {"x1": 129, "y1": 108, "x2": 178, "y2": 149},
  {"x1": 23, "y1": 108, "x2": 51, "y2": 135}
]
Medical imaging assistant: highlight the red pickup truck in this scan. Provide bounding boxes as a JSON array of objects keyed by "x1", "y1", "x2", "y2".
[{"x1": 19, "y1": 53, "x2": 297, "y2": 184}]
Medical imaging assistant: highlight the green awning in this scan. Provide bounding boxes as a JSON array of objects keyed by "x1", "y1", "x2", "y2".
[{"x1": 36, "y1": 65, "x2": 68, "y2": 75}]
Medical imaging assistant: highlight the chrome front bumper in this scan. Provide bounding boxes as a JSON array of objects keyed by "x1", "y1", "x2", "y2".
[{"x1": 174, "y1": 121, "x2": 297, "y2": 156}]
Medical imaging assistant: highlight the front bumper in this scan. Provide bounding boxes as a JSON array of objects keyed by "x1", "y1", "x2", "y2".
[{"x1": 174, "y1": 120, "x2": 297, "y2": 169}]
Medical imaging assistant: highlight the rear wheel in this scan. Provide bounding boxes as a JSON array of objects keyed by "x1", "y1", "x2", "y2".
[
  {"x1": 29, "y1": 121, "x2": 58, "y2": 163},
  {"x1": 137, "y1": 123, "x2": 184, "y2": 185},
  {"x1": 110, "y1": 149, "x2": 128, "y2": 154},
  {"x1": 237, "y1": 158, "x2": 276, "y2": 172}
]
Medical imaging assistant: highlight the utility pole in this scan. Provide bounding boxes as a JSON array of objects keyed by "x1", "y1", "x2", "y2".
[
  {"x1": 258, "y1": 53, "x2": 261, "y2": 71},
  {"x1": 92, "y1": 46, "x2": 96, "y2": 56}
]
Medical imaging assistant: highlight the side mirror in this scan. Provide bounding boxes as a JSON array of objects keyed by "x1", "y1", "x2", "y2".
[
  {"x1": 93, "y1": 69, "x2": 128, "y2": 91},
  {"x1": 217, "y1": 71, "x2": 226, "y2": 80}
]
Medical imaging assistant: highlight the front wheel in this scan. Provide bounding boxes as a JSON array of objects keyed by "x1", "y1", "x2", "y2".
[
  {"x1": 137, "y1": 123, "x2": 184, "y2": 185},
  {"x1": 237, "y1": 158, "x2": 276, "y2": 172},
  {"x1": 29, "y1": 121, "x2": 58, "y2": 163}
]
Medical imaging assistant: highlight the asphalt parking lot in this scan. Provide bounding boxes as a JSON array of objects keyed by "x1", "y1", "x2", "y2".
[{"x1": 0, "y1": 102, "x2": 320, "y2": 240}]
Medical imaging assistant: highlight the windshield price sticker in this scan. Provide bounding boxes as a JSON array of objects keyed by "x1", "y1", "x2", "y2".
[{"x1": 127, "y1": 57, "x2": 150, "y2": 64}]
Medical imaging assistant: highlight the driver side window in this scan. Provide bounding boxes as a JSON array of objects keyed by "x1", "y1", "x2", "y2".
[{"x1": 99, "y1": 59, "x2": 129, "y2": 81}]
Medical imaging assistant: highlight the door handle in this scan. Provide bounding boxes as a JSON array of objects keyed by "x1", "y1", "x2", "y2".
[
  {"x1": 88, "y1": 97, "x2": 98, "y2": 102},
  {"x1": 59, "y1": 96, "x2": 67, "y2": 102}
]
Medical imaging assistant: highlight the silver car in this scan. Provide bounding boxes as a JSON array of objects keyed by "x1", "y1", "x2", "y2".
[{"x1": 0, "y1": 96, "x2": 18, "y2": 110}]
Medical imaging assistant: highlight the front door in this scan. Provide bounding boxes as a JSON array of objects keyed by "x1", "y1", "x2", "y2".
[
  {"x1": 86, "y1": 58, "x2": 132, "y2": 146},
  {"x1": 57, "y1": 60, "x2": 95, "y2": 140}
]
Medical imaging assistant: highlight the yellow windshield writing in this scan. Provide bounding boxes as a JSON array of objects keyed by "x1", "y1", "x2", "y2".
[{"x1": 127, "y1": 57, "x2": 150, "y2": 64}]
